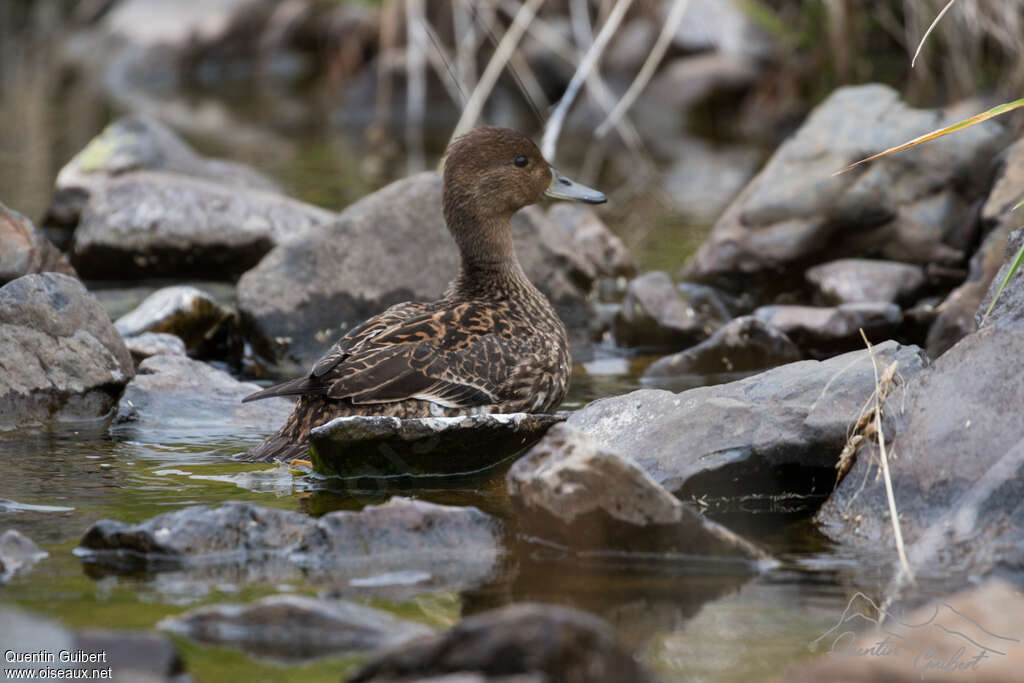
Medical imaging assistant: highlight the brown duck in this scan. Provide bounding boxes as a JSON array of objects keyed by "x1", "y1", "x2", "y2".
[{"x1": 243, "y1": 127, "x2": 606, "y2": 461}]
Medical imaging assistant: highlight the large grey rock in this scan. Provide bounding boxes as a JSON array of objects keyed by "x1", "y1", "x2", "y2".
[
  {"x1": 158, "y1": 595, "x2": 435, "y2": 662},
  {"x1": 307, "y1": 413, "x2": 565, "y2": 477},
  {"x1": 348, "y1": 603, "x2": 656, "y2": 683},
  {"x1": 48, "y1": 114, "x2": 280, "y2": 227},
  {"x1": 685, "y1": 85, "x2": 1007, "y2": 286},
  {"x1": 507, "y1": 424, "x2": 771, "y2": 564},
  {"x1": 111, "y1": 354, "x2": 292, "y2": 443},
  {"x1": 643, "y1": 315, "x2": 802, "y2": 378},
  {"x1": 237, "y1": 172, "x2": 611, "y2": 373},
  {"x1": 0, "y1": 607, "x2": 187, "y2": 683},
  {"x1": 0, "y1": 203, "x2": 76, "y2": 285},
  {"x1": 752, "y1": 302, "x2": 902, "y2": 355},
  {"x1": 0, "y1": 529, "x2": 47, "y2": 580},
  {"x1": 976, "y1": 227, "x2": 1024, "y2": 332},
  {"x1": 0, "y1": 273, "x2": 134, "y2": 430},
  {"x1": 614, "y1": 271, "x2": 724, "y2": 349},
  {"x1": 115, "y1": 285, "x2": 240, "y2": 360},
  {"x1": 817, "y1": 326, "x2": 1024, "y2": 586},
  {"x1": 71, "y1": 170, "x2": 333, "y2": 279},
  {"x1": 806, "y1": 258, "x2": 925, "y2": 304},
  {"x1": 79, "y1": 498, "x2": 501, "y2": 592},
  {"x1": 568, "y1": 342, "x2": 928, "y2": 502}
]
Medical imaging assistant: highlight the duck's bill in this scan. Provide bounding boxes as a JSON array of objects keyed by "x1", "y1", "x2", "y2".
[{"x1": 545, "y1": 168, "x2": 606, "y2": 204}]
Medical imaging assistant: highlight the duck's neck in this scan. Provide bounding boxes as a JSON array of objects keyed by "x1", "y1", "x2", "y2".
[{"x1": 445, "y1": 207, "x2": 533, "y2": 299}]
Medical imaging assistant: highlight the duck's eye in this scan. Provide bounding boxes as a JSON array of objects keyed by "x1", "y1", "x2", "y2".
[{"x1": 514, "y1": 155, "x2": 529, "y2": 168}]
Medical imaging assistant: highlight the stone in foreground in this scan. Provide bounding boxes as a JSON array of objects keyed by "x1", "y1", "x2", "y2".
[
  {"x1": 348, "y1": 603, "x2": 655, "y2": 683},
  {"x1": 306, "y1": 413, "x2": 565, "y2": 477},
  {"x1": 507, "y1": 424, "x2": 772, "y2": 566},
  {"x1": 158, "y1": 595, "x2": 434, "y2": 662}
]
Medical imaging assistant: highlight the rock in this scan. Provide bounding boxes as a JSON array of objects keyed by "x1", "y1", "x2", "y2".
[
  {"x1": 0, "y1": 203, "x2": 76, "y2": 285},
  {"x1": 614, "y1": 271, "x2": 725, "y2": 349},
  {"x1": 78, "y1": 498, "x2": 501, "y2": 592},
  {"x1": 685, "y1": 85, "x2": 1007, "y2": 287},
  {"x1": 71, "y1": 170, "x2": 333, "y2": 280},
  {"x1": 158, "y1": 595, "x2": 435, "y2": 662},
  {"x1": 545, "y1": 203, "x2": 635, "y2": 279},
  {"x1": 643, "y1": 315, "x2": 802, "y2": 378},
  {"x1": 752, "y1": 302, "x2": 902, "y2": 355},
  {"x1": 669, "y1": 0, "x2": 772, "y2": 58},
  {"x1": 348, "y1": 603, "x2": 656, "y2": 683},
  {"x1": 977, "y1": 227, "x2": 1024, "y2": 331},
  {"x1": 0, "y1": 273, "x2": 134, "y2": 430},
  {"x1": 568, "y1": 342, "x2": 928, "y2": 505},
  {"x1": 0, "y1": 607, "x2": 187, "y2": 682},
  {"x1": 48, "y1": 114, "x2": 280, "y2": 227},
  {"x1": 115, "y1": 285, "x2": 240, "y2": 361},
  {"x1": 507, "y1": 424, "x2": 772, "y2": 565},
  {"x1": 660, "y1": 138, "x2": 761, "y2": 221},
  {"x1": 786, "y1": 580, "x2": 1024, "y2": 682},
  {"x1": 238, "y1": 172, "x2": 602, "y2": 373},
  {"x1": 111, "y1": 354, "x2": 292, "y2": 443},
  {"x1": 816, "y1": 325, "x2": 1024, "y2": 585},
  {"x1": 123, "y1": 332, "x2": 187, "y2": 365},
  {"x1": 806, "y1": 258, "x2": 925, "y2": 304},
  {"x1": 0, "y1": 529, "x2": 47, "y2": 580},
  {"x1": 305, "y1": 413, "x2": 565, "y2": 477}
]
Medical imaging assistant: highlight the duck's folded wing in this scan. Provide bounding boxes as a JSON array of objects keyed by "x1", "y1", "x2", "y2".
[{"x1": 311, "y1": 301, "x2": 433, "y2": 378}]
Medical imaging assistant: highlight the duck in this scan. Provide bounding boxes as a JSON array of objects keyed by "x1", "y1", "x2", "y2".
[{"x1": 242, "y1": 126, "x2": 606, "y2": 462}]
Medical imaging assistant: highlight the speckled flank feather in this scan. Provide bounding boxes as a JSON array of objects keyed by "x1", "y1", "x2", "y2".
[{"x1": 243, "y1": 127, "x2": 579, "y2": 462}]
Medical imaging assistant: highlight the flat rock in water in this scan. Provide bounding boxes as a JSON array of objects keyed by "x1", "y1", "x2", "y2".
[
  {"x1": 0, "y1": 529, "x2": 47, "y2": 580},
  {"x1": 685, "y1": 85, "x2": 1006, "y2": 287},
  {"x1": 0, "y1": 203, "x2": 76, "y2": 286},
  {"x1": 123, "y1": 331, "x2": 186, "y2": 365},
  {"x1": 0, "y1": 273, "x2": 134, "y2": 430},
  {"x1": 614, "y1": 271, "x2": 724, "y2": 349},
  {"x1": 805, "y1": 258, "x2": 925, "y2": 304},
  {"x1": 78, "y1": 498, "x2": 501, "y2": 594},
  {"x1": 308, "y1": 413, "x2": 565, "y2": 477},
  {"x1": 71, "y1": 170, "x2": 333, "y2": 280},
  {"x1": 115, "y1": 285, "x2": 240, "y2": 360},
  {"x1": 643, "y1": 315, "x2": 801, "y2": 378},
  {"x1": 348, "y1": 603, "x2": 656, "y2": 683},
  {"x1": 111, "y1": 354, "x2": 292, "y2": 443},
  {"x1": 48, "y1": 114, "x2": 281, "y2": 227},
  {"x1": 158, "y1": 594, "x2": 435, "y2": 662},
  {"x1": 568, "y1": 342, "x2": 928, "y2": 506},
  {"x1": 237, "y1": 172, "x2": 610, "y2": 373},
  {"x1": 752, "y1": 302, "x2": 902, "y2": 355},
  {"x1": 507, "y1": 424, "x2": 772, "y2": 566}
]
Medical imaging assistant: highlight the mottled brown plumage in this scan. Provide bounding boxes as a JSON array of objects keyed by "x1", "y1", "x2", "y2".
[{"x1": 243, "y1": 127, "x2": 605, "y2": 462}]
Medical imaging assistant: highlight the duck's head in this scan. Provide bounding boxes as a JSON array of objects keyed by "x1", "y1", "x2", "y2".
[{"x1": 443, "y1": 127, "x2": 605, "y2": 222}]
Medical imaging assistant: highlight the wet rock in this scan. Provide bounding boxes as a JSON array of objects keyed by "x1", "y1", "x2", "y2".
[
  {"x1": 111, "y1": 354, "x2": 292, "y2": 442},
  {"x1": 816, "y1": 325, "x2": 1024, "y2": 585},
  {"x1": 806, "y1": 258, "x2": 925, "y2": 305},
  {"x1": 786, "y1": 580, "x2": 1024, "y2": 682},
  {"x1": 0, "y1": 273, "x2": 134, "y2": 430},
  {"x1": 977, "y1": 227, "x2": 1024, "y2": 331},
  {"x1": 306, "y1": 413, "x2": 565, "y2": 477},
  {"x1": 545, "y1": 203, "x2": 635, "y2": 279},
  {"x1": 752, "y1": 302, "x2": 902, "y2": 355},
  {"x1": 661, "y1": 138, "x2": 761, "y2": 221},
  {"x1": 507, "y1": 424, "x2": 771, "y2": 564},
  {"x1": 115, "y1": 285, "x2": 240, "y2": 361},
  {"x1": 0, "y1": 607, "x2": 187, "y2": 682},
  {"x1": 71, "y1": 170, "x2": 333, "y2": 280},
  {"x1": 614, "y1": 271, "x2": 724, "y2": 349},
  {"x1": 348, "y1": 603, "x2": 656, "y2": 683},
  {"x1": 0, "y1": 203, "x2": 76, "y2": 286},
  {"x1": 568, "y1": 342, "x2": 928, "y2": 504},
  {"x1": 79, "y1": 498, "x2": 501, "y2": 592},
  {"x1": 643, "y1": 316, "x2": 801, "y2": 378},
  {"x1": 158, "y1": 595, "x2": 435, "y2": 662},
  {"x1": 238, "y1": 172, "x2": 602, "y2": 373},
  {"x1": 0, "y1": 529, "x2": 47, "y2": 580},
  {"x1": 123, "y1": 332, "x2": 187, "y2": 365},
  {"x1": 48, "y1": 114, "x2": 280, "y2": 227},
  {"x1": 685, "y1": 85, "x2": 1007, "y2": 287}
]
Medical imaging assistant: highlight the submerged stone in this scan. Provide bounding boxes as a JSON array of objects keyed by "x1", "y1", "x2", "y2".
[
  {"x1": 0, "y1": 529, "x2": 47, "y2": 581},
  {"x1": 308, "y1": 412, "x2": 565, "y2": 478}
]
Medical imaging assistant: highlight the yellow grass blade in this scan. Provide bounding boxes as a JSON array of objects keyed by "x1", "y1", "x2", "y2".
[{"x1": 834, "y1": 98, "x2": 1024, "y2": 176}]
